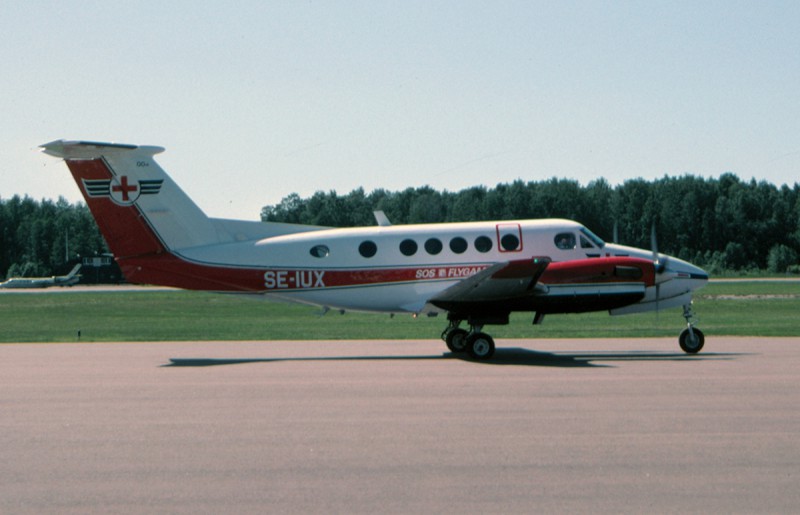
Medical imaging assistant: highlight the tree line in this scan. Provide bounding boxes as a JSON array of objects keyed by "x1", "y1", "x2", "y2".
[
  {"x1": 0, "y1": 196, "x2": 108, "y2": 280},
  {"x1": 262, "y1": 173, "x2": 800, "y2": 274},
  {"x1": 2, "y1": 173, "x2": 799, "y2": 281}
]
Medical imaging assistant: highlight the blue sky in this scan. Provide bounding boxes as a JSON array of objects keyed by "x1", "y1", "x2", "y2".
[{"x1": 2, "y1": 1, "x2": 799, "y2": 220}]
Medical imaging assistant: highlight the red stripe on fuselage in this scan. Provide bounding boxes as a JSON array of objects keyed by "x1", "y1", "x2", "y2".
[
  {"x1": 119, "y1": 255, "x2": 493, "y2": 292},
  {"x1": 119, "y1": 254, "x2": 655, "y2": 294}
]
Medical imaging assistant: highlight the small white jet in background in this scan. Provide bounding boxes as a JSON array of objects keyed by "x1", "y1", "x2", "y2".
[{"x1": 0, "y1": 264, "x2": 81, "y2": 289}]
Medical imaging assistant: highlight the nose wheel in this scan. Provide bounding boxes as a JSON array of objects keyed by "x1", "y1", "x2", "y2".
[{"x1": 679, "y1": 303, "x2": 704, "y2": 353}]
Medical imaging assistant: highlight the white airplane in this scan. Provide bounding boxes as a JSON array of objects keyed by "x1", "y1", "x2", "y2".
[
  {"x1": 40, "y1": 140, "x2": 709, "y2": 359},
  {"x1": 0, "y1": 264, "x2": 81, "y2": 289}
]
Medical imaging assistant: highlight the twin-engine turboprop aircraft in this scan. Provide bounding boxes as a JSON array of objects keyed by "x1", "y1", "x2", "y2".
[{"x1": 41, "y1": 140, "x2": 709, "y2": 360}]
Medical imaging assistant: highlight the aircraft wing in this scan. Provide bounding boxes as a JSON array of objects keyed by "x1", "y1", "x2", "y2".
[{"x1": 429, "y1": 257, "x2": 550, "y2": 311}]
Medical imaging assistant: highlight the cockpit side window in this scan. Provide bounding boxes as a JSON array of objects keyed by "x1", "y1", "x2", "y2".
[
  {"x1": 555, "y1": 233, "x2": 576, "y2": 250},
  {"x1": 580, "y1": 235, "x2": 594, "y2": 249}
]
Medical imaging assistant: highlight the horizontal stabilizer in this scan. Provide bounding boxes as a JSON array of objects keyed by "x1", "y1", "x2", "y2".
[{"x1": 41, "y1": 140, "x2": 164, "y2": 159}]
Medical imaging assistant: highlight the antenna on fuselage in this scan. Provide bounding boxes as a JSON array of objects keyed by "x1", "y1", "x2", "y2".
[{"x1": 373, "y1": 210, "x2": 392, "y2": 227}]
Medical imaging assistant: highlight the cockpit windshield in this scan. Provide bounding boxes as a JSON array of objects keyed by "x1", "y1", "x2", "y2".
[{"x1": 580, "y1": 227, "x2": 605, "y2": 248}]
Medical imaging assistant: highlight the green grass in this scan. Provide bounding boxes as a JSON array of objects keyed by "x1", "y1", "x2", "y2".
[{"x1": 1, "y1": 281, "x2": 798, "y2": 342}]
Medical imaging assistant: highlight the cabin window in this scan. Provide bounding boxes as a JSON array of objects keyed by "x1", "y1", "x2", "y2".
[
  {"x1": 425, "y1": 238, "x2": 443, "y2": 255},
  {"x1": 474, "y1": 236, "x2": 493, "y2": 253},
  {"x1": 500, "y1": 233, "x2": 520, "y2": 252},
  {"x1": 399, "y1": 239, "x2": 417, "y2": 256},
  {"x1": 449, "y1": 237, "x2": 468, "y2": 254},
  {"x1": 555, "y1": 233, "x2": 576, "y2": 250},
  {"x1": 359, "y1": 240, "x2": 378, "y2": 258},
  {"x1": 309, "y1": 245, "x2": 330, "y2": 258}
]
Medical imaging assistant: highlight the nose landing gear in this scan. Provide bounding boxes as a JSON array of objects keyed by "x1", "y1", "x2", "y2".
[{"x1": 679, "y1": 303, "x2": 705, "y2": 353}]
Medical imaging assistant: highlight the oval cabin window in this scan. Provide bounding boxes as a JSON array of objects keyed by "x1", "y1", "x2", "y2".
[
  {"x1": 309, "y1": 245, "x2": 330, "y2": 258},
  {"x1": 450, "y1": 237, "x2": 468, "y2": 254},
  {"x1": 424, "y1": 238, "x2": 443, "y2": 255},
  {"x1": 501, "y1": 233, "x2": 520, "y2": 251},
  {"x1": 399, "y1": 239, "x2": 418, "y2": 256},
  {"x1": 474, "y1": 236, "x2": 493, "y2": 253},
  {"x1": 359, "y1": 241, "x2": 378, "y2": 258}
]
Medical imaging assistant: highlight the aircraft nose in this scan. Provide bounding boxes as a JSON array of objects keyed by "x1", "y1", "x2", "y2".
[{"x1": 666, "y1": 258, "x2": 709, "y2": 289}]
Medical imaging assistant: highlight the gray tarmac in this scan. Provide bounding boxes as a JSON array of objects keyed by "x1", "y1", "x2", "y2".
[{"x1": 1, "y1": 337, "x2": 798, "y2": 514}]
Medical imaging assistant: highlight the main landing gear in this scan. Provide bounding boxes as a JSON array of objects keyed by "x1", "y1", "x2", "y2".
[
  {"x1": 679, "y1": 303, "x2": 705, "y2": 354},
  {"x1": 442, "y1": 321, "x2": 495, "y2": 360},
  {"x1": 442, "y1": 304, "x2": 705, "y2": 360}
]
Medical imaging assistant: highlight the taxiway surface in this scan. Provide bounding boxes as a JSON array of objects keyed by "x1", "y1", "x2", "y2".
[{"x1": 1, "y1": 338, "x2": 798, "y2": 513}]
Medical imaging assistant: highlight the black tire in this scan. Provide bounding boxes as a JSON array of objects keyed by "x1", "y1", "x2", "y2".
[
  {"x1": 679, "y1": 327, "x2": 705, "y2": 354},
  {"x1": 466, "y1": 332, "x2": 495, "y2": 360},
  {"x1": 445, "y1": 328, "x2": 469, "y2": 353}
]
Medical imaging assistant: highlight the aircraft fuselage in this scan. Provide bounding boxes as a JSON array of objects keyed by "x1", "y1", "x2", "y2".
[{"x1": 39, "y1": 140, "x2": 709, "y2": 359}]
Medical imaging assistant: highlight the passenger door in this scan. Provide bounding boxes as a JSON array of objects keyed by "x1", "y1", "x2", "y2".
[{"x1": 496, "y1": 223, "x2": 523, "y2": 253}]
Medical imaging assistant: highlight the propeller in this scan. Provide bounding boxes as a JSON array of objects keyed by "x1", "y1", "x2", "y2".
[
  {"x1": 651, "y1": 223, "x2": 669, "y2": 274},
  {"x1": 651, "y1": 223, "x2": 669, "y2": 312}
]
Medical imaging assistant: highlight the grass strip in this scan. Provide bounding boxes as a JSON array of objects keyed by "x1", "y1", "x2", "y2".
[{"x1": 1, "y1": 282, "x2": 798, "y2": 343}]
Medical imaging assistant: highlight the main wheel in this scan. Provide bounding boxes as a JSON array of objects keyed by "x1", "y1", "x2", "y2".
[
  {"x1": 445, "y1": 328, "x2": 469, "y2": 353},
  {"x1": 466, "y1": 332, "x2": 495, "y2": 360},
  {"x1": 679, "y1": 327, "x2": 705, "y2": 354}
]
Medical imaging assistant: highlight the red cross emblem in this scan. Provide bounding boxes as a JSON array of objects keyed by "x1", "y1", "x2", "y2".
[
  {"x1": 81, "y1": 177, "x2": 163, "y2": 206},
  {"x1": 112, "y1": 176, "x2": 138, "y2": 201},
  {"x1": 109, "y1": 176, "x2": 140, "y2": 205}
]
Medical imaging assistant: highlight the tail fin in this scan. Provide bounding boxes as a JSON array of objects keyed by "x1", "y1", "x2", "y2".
[
  {"x1": 65, "y1": 264, "x2": 82, "y2": 278},
  {"x1": 41, "y1": 140, "x2": 233, "y2": 258},
  {"x1": 42, "y1": 140, "x2": 327, "y2": 290}
]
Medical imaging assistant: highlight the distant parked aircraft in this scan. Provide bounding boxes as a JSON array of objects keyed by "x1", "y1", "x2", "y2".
[{"x1": 0, "y1": 264, "x2": 81, "y2": 289}]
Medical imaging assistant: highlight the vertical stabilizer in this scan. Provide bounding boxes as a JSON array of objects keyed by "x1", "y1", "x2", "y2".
[{"x1": 41, "y1": 140, "x2": 223, "y2": 258}]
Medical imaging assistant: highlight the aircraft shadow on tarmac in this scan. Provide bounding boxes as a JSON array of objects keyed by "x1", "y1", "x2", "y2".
[{"x1": 165, "y1": 348, "x2": 746, "y2": 369}]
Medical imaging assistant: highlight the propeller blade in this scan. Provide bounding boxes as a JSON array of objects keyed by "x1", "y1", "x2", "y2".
[
  {"x1": 651, "y1": 223, "x2": 659, "y2": 260},
  {"x1": 651, "y1": 223, "x2": 668, "y2": 274},
  {"x1": 651, "y1": 222, "x2": 669, "y2": 315}
]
